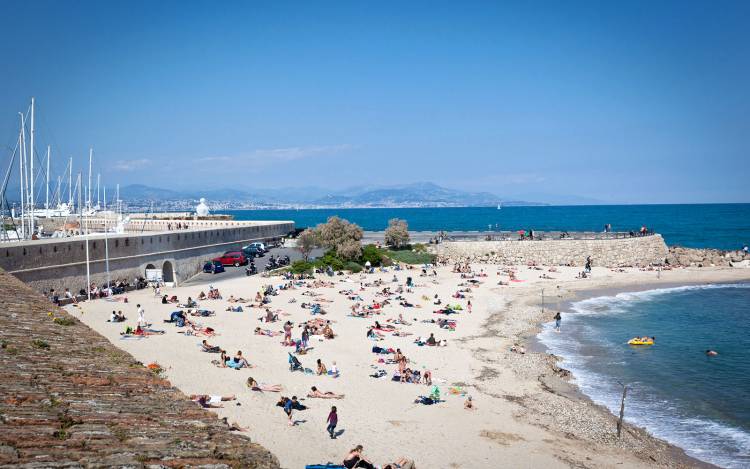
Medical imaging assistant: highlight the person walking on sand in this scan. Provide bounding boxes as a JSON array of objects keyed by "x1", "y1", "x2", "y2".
[
  {"x1": 467, "y1": 300, "x2": 472, "y2": 314},
  {"x1": 554, "y1": 311, "x2": 562, "y2": 332},
  {"x1": 326, "y1": 405, "x2": 338, "y2": 439}
]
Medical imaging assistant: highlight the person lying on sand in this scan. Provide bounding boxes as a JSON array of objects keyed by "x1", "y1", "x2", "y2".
[
  {"x1": 307, "y1": 386, "x2": 344, "y2": 399},
  {"x1": 201, "y1": 339, "x2": 220, "y2": 352},
  {"x1": 384, "y1": 457, "x2": 416, "y2": 469},
  {"x1": 190, "y1": 394, "x2": 236, "y2": 408},
  {"x1": 221, "y1": 417, "x2": 248, "y2": 432},
  {"x1": 254, "y1": 327, "x2": 282, "y2": 337},
  {"x1": 247, "y1": 377, "x2": 282, "y2": 392}
]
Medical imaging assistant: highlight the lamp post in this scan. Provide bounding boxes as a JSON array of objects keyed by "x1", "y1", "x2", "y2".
[{"x1": 541, "y1": 288, "x2": 545, "y2": 314}]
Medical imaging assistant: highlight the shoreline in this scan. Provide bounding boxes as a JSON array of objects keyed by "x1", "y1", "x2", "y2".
[
  {"x1": 526, "y1": 279, "x2": 750, "y2": 469},
  {"x1": 66, "y1": 264, "x2": 750, "y2": 468}
]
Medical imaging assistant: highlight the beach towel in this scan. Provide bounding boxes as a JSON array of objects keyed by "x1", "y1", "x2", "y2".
[{"x1": 306, "y1": 464, "x2": 345, "y2": 469}]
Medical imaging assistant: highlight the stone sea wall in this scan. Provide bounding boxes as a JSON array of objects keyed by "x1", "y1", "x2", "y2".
[
  {"x1": 433, "y1": 234, "x2": 669, "y2": 267},
  {"x1": 667, "y1": 246, "x2": 750, "y2": 267}
]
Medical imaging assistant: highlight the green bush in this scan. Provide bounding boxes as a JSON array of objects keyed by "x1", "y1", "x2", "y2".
[
  {"x1": 384, "y1": 249, "x2": 436, "y2": 265},
  {"x1": 359, "y1": 244, "x2": 383, "y2": 266},
  {"x1": 290, "y1": 260, "x2": 315, "y2": 274},
  {"x1": 313, "y1": 250, "x2": 346, "y2": 271},
  {"x1": 412, "y1": 243, "x2": 427, "y2": 253},
  {"x1": 344, "y1": 261, "x2": 363, "y2": 273}
]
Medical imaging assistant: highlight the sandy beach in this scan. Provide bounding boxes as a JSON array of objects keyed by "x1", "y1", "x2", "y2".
[{"x1": 67, "y1": 263, "x2": 750, "y2": 468}]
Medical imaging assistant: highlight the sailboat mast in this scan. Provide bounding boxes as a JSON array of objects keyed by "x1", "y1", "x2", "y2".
[
  {"x1": 29, "y1": 97, "x2": 35, "y2": 235},
  {"x1": 88, "y1": 148, "x2": 92, "y2": 209},
  {"x1": 19, "y1": 113, "x2": 28, "y2": 238},
  {"x1": 57, "y1": 176, "x2": 62, "y2": 206},
  {"x1": 97, "y1": 173, "x2": 100, "y2": 208},
  {"x1": 17, "y1": 122, "x2": 25, "y2": 237},
  {"x1": 68, "y1": 157, "x2": 72, "y2": 207},
  {"x1": 46, "y1": 145, "x2": 50, "y2": 210},
  {"x1": 103, "y1": 186, "x2": 107, "y2": 211}
]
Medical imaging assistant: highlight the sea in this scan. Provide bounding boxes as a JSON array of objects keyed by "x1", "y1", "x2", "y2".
[
  {"x1": 538, "y1": 284, "x2": 750, "y2": 468},
  {"x1": 227, "y1": 203, "x2": 750, "y2": 251},
  {"x1": 228, "y1": 203, "x2": 750, "y2": 466}
]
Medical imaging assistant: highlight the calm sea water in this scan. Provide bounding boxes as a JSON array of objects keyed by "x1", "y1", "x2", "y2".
[
  {"x1": 539, "y1": 284, "x2": 750, "y2": 468},
  {"x1": 227, "y1": 204, "x2": 750, "y2": 250}
]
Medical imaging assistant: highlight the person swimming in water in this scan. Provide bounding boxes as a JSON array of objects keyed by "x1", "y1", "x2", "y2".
[{"x1": 705, "y1": 349, "x2": 718, "y2": 356}]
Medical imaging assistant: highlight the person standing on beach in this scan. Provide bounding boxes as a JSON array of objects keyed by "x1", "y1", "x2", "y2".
[
  {"x1": 554, "y1": 312, "x2": 562, "y2": 332},
  {"x1": 137, "y1": 304, "x2": 146, "y2": 328},
  {"x1": 467, "y1": 300, "x2": 472, "y2": 313},
  {"x1": 326, "y1": 405, "x2": 338, "y2": 438}
]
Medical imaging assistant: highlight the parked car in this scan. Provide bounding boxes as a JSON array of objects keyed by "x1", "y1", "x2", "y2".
[
  {"x1": 203, "y1": 260, "x2": 225, "y2": 274},
  {"x1": 213, "y1": 251, "x2": 248, "y2": 267},
  {"x1": 242, "y1": 245, "x2": 264, "y2": 258},
  {"x1": 249, "y1": 242, "x2": 266, "y2": 252}
]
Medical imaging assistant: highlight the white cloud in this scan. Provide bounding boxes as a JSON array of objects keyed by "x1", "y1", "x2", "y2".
[
  {"x1": 113, "y1": 158, "x2": 151, "y2": 171},
  {"x1": 196, "y1": 144, "x2": 355, "y2": 165}
]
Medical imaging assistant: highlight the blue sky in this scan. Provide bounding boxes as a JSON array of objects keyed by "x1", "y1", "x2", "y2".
[{"x1": 1, "y1": 1, "x2": 748, "y2": 204}]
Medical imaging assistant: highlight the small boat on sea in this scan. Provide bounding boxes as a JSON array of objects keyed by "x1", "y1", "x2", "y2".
[{"x1": 628, "y1": 337, "x2": 655, "y2": 346}]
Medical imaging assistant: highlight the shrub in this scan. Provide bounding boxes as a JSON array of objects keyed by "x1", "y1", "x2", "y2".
[
  {"x1": 344, "y1": 261, "x2": 363, "y2": 273},
  {"x1": 314, "y1": 250, "x2": 346, "y2": 271},
  {"x1": 384, "y1": 249, "x2": 436, "y2": 265},
  {"x1": 290, "y1": 260, "x2": 315, "y2": 274},
  {"x1": 360, "y1": 244, "x2": 383, "y2": 266}
]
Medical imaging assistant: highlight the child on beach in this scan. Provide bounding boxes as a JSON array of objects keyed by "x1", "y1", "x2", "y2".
[{"x1": 326, "y1": 405, "x2": 338, "y2": 439}]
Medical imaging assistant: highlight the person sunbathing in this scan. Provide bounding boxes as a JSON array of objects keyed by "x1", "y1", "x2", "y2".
[
  {"x1": 316, "y1": 359, "x2": 327, "y2": 375},
  {"x1": 307, "y1": 386, "x2": 344, "y2": 399},
  {"x1": 247, "y1": 377, "x2": 282, "y2": 392},
  {"x1": 254, "y1": 327, "x2": 281, "y2": 337},
  {"x1": 464, "y1": 395, "x2": 475, "y2": 410},
  {"x1": 201, "y1": 339, "x2": 220, "y2": 352},
  {"x1": 197, "y1": 291, "x2": 207, "y2": 300},
  {"x1": 323, "y1": 324, "x2": 335, "y2": 339},
  {"x1": 190, "y1": 394, "x2": 236, "y2": 408},
  {"x1": 383, "y1": 457, "x2": 416, "y2": 469}
]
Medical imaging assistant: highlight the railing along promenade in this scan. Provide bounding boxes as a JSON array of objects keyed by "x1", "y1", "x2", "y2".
[{"x1": 438, "y1": 231, "x2": 654, "y2": 242}]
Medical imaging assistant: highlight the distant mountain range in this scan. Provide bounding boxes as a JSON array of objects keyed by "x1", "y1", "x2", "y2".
[{"x1": 117, "y1": 182, "x2": 551, "y2": 208}]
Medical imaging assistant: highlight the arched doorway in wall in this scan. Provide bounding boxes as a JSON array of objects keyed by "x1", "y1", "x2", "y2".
[
  {"x1": 145, "y1": 263, "x2": 156, "y2": 275},
  {"x1": 162, "y1": 261, "x2": 175, "y2": 283}
]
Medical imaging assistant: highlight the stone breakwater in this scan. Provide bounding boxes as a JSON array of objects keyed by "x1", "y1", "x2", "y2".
[
  {"x1": 432, "y1": 234, "x2": 669, "y2": 267},
  {"x1": 667, "y1": 246, "x2": 750, "y2": 267},
  {"x1": 0, "y1": 267, "x2": 280, "y2": 468}
]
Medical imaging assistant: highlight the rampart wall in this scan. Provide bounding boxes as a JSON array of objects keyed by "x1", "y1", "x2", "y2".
[{"x1": 0, "y1": 221, "x2": 294, "y2": 292}]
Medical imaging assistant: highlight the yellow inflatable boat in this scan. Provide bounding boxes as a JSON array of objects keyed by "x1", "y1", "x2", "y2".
[{"x1": 628, "y1": 338, "x2": 654, "y2": 346}]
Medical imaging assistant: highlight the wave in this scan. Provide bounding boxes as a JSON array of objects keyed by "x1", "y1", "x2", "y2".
[
  {"x1": 568, "y1": 283, "x2": 750, "y2": 318},
  {"x1": 538, "y1": 284, "x2": 750, "y2": 468}
]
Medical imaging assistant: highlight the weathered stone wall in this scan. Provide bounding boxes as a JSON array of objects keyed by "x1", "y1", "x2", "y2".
[
  {"x1": 667, "y1": 246, "x2": 750, "y2": 267},
  {"x1": 433, "y1": 234, "x2": 669, "y2": 267},
  {"x1": 0, "y1": 267, "x2": 280, "y2": 468},
  {"x1": 0, "y1": 221, "x2": 294, "y2": 293}
]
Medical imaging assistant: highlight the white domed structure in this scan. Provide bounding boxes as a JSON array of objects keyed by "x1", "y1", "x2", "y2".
[{"x1": 196, "y1": 198, "x2": 210, "y2": 217}]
